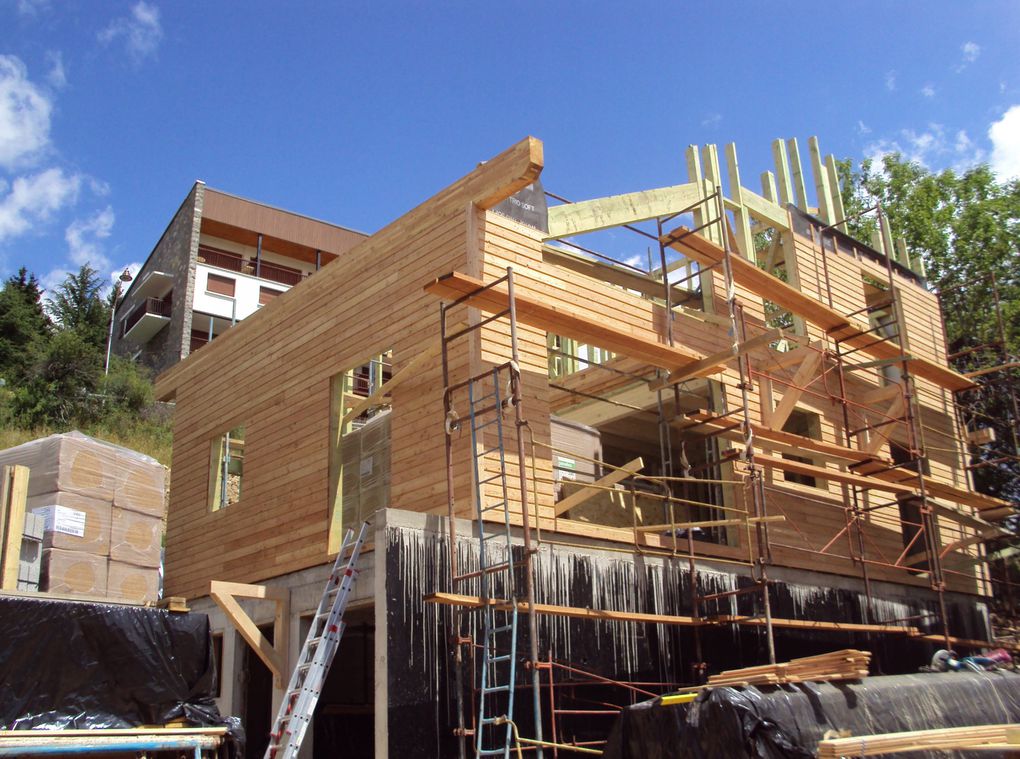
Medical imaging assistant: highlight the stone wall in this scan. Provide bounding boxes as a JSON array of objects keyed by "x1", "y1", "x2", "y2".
[{"x1": 113, "y1": 182, "x2": 204, "y2": 376}]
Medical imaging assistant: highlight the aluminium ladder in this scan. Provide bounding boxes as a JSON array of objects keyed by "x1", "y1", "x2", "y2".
[
  {"x1": 468, "y1": 366, "x2": 520, "y2": 757},
  {"x1": 264, "y1": 521, "x2": 369, "y2": 759}
]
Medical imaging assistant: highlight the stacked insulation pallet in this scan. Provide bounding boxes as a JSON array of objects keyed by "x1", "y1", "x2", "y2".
[{"x1": 0, "y1": 432, "x2": 166, "y2": 603}]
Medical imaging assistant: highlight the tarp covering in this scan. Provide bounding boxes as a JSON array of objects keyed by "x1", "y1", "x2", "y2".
[
  {"x1": 0, "y1": 595, "x2": 242, "y2": 752},
  {"x1": 604, "y1": 671, "x2": 1020, "y2": 759}
]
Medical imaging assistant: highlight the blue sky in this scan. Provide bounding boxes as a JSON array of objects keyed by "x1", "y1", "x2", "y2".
[{"x1": 1, "y1": 1, "x2": 1019, "y2": 293}]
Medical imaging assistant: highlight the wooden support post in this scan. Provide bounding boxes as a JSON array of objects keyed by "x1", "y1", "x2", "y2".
[
  {"x1": 862, "y1": 393, "x2": 904, "y2": 455},
  {"x1": 553, "y1": 457, "x2": 644, "y2": 516},
  {"x1": 209, "y1": 580, "x2": 291, "y2": 688},
  {"x1": 771, "y1": 139, "x2": 794, "y2": 208},
  {"x1": 808, "y1": 136, "x2": 834, "y2": 225},
  {"x1": 725, "y1": 143, "x2": 755, "y2": 261},
  {"x1": 786, "y1": 138, "x2": 809, "y2": 211},
  {"x1": 825, "y1": 154, "x2": 847, "y2": 229},
  {"x1": 0, "y1": 465, "x2": 29, "y2": 590},
  {"x1": 761, "y1": 170, "x2": 779, "y2": 205}
]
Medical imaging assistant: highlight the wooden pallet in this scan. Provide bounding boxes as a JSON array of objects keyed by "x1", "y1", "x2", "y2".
[
  {"x1": 156, "y1": 596, "x2": 190, "y2": 613},
  {"x1": 707, "y1": 648, "x2": 871, "y2": 687}
]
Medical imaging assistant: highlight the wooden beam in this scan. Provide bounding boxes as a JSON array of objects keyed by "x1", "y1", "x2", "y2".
[
  {"x1": 0, "y1": 465, "x2": 29, "y2": 591},
  {"x1": 860, "y1": 383, "x2": 902, "y2": 404},
  {"x1": 649, "y1": 329, "x2": 784, "y2": 391},
  {"x1": 544, "y1": 183, "x2": 701, "y2": 240},
  {"x1": 762, "y1": 342, "x2": 824, "y2": 372},
  {"x1": 760, "y1": 170, "x2": 779, "y2": 205},
  {"x1": 341, "y1": 341, "x2": 440, "y2": 426},
  {"x1": 209, "y1": 580, "x2": 290, "y2": 687},
  {"x1": 862, "y1": 393, "x2": 904, "y2": 455},
  {"x1": 155, "y1": 136, "x2": 544, "y2": 401},
  {"x1": 425, "y1": 591, "x2": 702, "y2": 626},
  {"x1": 424, "y1": 271, "x2": 705, "y2": 370},
  {"x1": 660, "y1": 227, "x2": 976, "y2": 391},
  {"x1": 554, "y1": 457, "x2": 644, "y2": 516},
  {"x1": 754, "y1": 453, "x2": 918, "y2": 495},
  {"x1": 635, "y1": 515, "x2": 786, "y2": 532},
  {"x1": 541, "y1": 245, "x2": 695, "y2": 306},
  {"x1": 768, "y1": 349, "x2": 823, "y2": 428}
]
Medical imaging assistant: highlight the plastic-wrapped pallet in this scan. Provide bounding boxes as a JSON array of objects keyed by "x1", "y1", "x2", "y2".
[
  {"x1": 25, "y1": 491, "x2": 113, "y2": 556},
  {"x1": 41, "y1": 548, "x2": 108, "y2": 595},
  {"x1": 0, "y1": 431, "x2": 166, "y2": 603}
]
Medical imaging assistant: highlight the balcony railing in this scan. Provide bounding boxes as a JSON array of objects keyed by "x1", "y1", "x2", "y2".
[
  {"x1": 122, "y1": 297, "x2": 172, "y2": 337},
  {"x1": 198, "y1": 245, "x2": 307, "y2": 287}
]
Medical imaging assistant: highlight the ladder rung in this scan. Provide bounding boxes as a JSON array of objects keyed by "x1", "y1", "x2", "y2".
[
  {"x1": 490, "y1": 624, "x2": 515, "y2": 634},
  {"x1": 489, "y1": 654, "x2": 512, "y2": 663}
]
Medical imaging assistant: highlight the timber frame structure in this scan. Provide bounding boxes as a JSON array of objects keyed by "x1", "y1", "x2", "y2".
[{"x1": 156, "y1": 135, "x2": 1016, "y2": 757}]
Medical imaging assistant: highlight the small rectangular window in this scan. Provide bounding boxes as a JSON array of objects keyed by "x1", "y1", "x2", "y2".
[
  {"x1": 207, "y1": 273, "x2": 236, "y2": 297},
  {"x1": 209, "y1": 425, "x2": 245, "y2": 511},
  {"x1": 258, "y1": 286, "x2": 281, "y2": 306},
  {"x1": 328, "y1": 351, "x2": 392, "y2": 553},
  {"x1": 782, "y1": 409, "x2": 823, "y2": 488}
]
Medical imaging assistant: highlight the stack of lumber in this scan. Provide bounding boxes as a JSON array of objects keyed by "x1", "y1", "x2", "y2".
[
  {"x1": 707, "y1": 649, "x2": 871, "y2": 687},
  {"x1": 817, "y1": 723, "x2": 1020, "y2": 757}
]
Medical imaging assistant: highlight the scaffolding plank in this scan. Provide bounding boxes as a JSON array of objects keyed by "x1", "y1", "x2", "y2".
[
  {"x1": 711, "y1": 615, "x2": 919, "y2": 634},
  {"x1": 424, "y1": 592, "x2": 702, "y2": 626},
  {"x1": 425, "y1": 271, "x2": 706, "y2": 370},
  {"x1": 660, "y1": 227, "x2": 976, "y2": 391},
  {"x1": 754, "y1": 453, "x2": 918, "y2": 495}
]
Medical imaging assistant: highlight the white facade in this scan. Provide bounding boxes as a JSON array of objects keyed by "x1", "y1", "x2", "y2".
[{"x1": 193, "y1": 263, "x2": 290, "y2": 323}]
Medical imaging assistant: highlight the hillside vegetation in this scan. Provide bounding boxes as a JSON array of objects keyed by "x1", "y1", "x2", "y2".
[{"x1": 0, "y1": 264, "x2": 173, "y2": 466}]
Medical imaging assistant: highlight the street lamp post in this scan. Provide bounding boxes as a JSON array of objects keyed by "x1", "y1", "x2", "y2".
[{"x1": 105, "y1": 268, "x2": 134, "y2": 376}]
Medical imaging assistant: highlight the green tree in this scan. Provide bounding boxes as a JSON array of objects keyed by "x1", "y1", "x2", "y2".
[
  {"x1": 12, "y1": 329, "x2": 103, "y2": 427},
  {"x1": 46, "y1": 264, "x2": 111, "y2": 351},
  {"x1": 839, "y1": 153, "x2": 1020, "y2": 502},
  {"x1": 0, "y1": 268, "x2": 50, "y2": 383}
]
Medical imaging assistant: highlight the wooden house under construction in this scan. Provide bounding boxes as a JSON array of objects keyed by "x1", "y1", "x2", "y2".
[{"x1": 154, "y1": 135, "x2": 1014, "y2": 758}]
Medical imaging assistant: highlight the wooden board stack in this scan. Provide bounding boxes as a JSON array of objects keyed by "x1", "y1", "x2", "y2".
[
  {"x1": 707, "y1": 649, "x2": 871, "y2": 687},
  {"x1": 817, "y1": 723, "x2": 1020, "y2": 757}
]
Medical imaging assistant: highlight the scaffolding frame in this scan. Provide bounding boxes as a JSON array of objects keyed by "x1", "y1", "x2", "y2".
[{"x1": 428, "y1": 174, "x2": 1015, "y2": 754}]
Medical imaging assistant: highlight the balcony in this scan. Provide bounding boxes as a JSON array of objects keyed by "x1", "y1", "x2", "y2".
[
  {"x1": 198, "y1": 245, "x2": 307, "y2": 287},
  {"x1": 122, "y1": 297, "x2": 172, "y2": 342}
]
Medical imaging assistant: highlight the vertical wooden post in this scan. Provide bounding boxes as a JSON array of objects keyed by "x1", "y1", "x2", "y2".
[{"x1": 0, "y1": 465, "x2": 30, "y2": 590}]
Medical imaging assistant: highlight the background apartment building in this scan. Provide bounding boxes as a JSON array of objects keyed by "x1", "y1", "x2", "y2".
[{"x1": 112, "y1": 182, "x2": 367, "y2": 374}]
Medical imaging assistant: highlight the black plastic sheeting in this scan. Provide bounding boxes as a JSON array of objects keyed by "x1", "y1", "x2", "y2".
[
  {"x1": 0, "y1": 596, "x2": 242, "y2": 753},
  {"x1": 605, "y1": 671, "x2": 1020, "y2": 759}
]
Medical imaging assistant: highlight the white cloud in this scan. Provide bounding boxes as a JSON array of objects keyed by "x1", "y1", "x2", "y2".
[
  {"x1": 16, "y1": 0, "x2": 49, "y2": 16},
  {"x1": 961, "y1": 41, "x2": 980, "y2": 63},
  {"x1": 701, "y1": 112, "x2": 721, "y2": 127},
  {"x1": 885, "y1": 70, "x2": 896, "y2": 91},
  {"x1": 0, "y1": 168, "x2": 80, "y2": 243},
  {"x1": 920, "y1": 84, "x2": 935, "y2": 98},
  {"x1": 99, "y1": 2, "x2": 163, "y2": 63},
  {"x1": 866, "y1": 123, "x2": 986, "y2": 173},
  {"x1": 0, "y1": 55, "x2": 53, "y2": 170},
  {"x1": 989, "y1": 105, "x2": 1020, "y2": 180},
  {"x1": 45, "y1": 51, "x2": 67, "y2": 89},
  {"x1": 65, "y1": 205, "x2": 115, "y2": 270}
]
